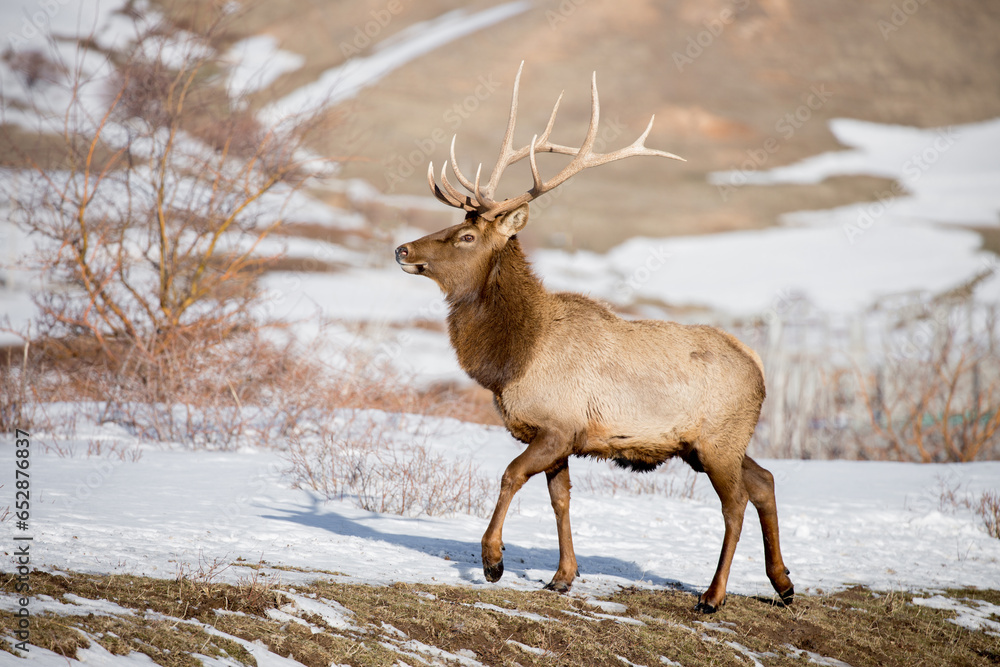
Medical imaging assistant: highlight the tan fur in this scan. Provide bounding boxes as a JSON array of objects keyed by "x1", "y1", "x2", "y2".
[{"x1": 395, "y1": 205, "x2": 793, "y2": 612}]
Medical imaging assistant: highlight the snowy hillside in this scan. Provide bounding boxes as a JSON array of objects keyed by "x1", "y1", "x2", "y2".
[{"x1": 4, "y1": 414, "x2": 1000, "y2": 597}]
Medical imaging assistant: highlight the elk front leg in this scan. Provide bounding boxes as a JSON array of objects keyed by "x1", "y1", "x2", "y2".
[
  {"x1": 481, "y1": 428, "x2": 572, "y2": 583},
  {"x1": 543, "y1": 460, "x2": 578, "y2": 592}
]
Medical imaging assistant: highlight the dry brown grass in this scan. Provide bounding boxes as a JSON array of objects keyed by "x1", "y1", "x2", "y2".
[{"x1": 3, "y1": 570, "x2": 998, "y2": 667}]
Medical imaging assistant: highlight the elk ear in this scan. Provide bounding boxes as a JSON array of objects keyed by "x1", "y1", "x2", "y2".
[{"x1": 494, "y1": 204, "x2": 529, "y2": 239}]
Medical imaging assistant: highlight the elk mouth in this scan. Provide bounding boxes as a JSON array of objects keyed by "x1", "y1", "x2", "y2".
[{"x1": 398, "y1": 261, "x2": 428, "y2": 275}]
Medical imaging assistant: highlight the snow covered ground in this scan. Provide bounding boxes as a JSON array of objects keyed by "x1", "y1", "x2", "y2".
[
  {"x1": 538, "y1": 117, "x2": 1000, "y2": 317},
  {"x1": 257, "y1": 2, "x2": 531, "y2": 124},
  {"x1": 3, "y1": 413, "x2": 998, "y2": 601}
]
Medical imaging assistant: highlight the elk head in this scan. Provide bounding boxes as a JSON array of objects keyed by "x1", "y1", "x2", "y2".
[{"x1": 395, "y1": 62, "x2": 685, "y2": 299}]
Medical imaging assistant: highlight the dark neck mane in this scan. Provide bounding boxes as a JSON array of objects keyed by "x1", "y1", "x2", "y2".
[{"x1": 446, "y1": 238, "x2": 547, "y2": 394}]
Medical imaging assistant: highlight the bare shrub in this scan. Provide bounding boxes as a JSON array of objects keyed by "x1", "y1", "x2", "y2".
[
  {"x1": 0, "y1": 344, "x2": 37, "y2": 433},
  {"x1": 936, "y1": 478, "x2": 1000, "y2": 540},
  {"x1": 578, "y1": 459, "x2": 700, "y2": 500},
  {"x1": 176, "y1": 553, "x2": 232, "y2": 590},
  {"x1": 235, "y1": 563, "x2": 282, "y2": 616},
  {"x1": 1, "y1": 13, "x2": 342, "y2": 445},
  {"x1": 855, "y1": 303, "x2": 999, "y2": 463},
  {"x1": 977, "y1": 491, "x2": 1000, "y2": 539},
  {"x1": 284, "y1": 411, "x2": 497, "y2": 518},
  {"x1": 739, "y1": 287, "x2": 999, "y2": 462}
]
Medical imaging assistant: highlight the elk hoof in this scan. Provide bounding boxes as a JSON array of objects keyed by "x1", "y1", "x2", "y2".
[
  {"x1": 543, "y1": 579, "x2": 571, "y2": 593},
  {"x1": 695, "y1": 593, "x2": 725, "y2": 614},
  {"x1": 483, "y1": 559, "x2": 504, "y2": 583},
  {"x1": 779, "y1": 585, "x2": 794, "y2": 605}
]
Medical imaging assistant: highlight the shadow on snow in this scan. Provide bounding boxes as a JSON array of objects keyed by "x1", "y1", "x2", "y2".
[{"x1": 261, "y1": 494, "x2": 697, "y2": 594}]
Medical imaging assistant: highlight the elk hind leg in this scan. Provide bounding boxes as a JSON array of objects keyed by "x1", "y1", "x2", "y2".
[
  {"x1": 543, "y1": 459, "x2": 578, "y2": 592},
  {"x1": 743, "y1": 456, "x2": 794, "y2": 603}
]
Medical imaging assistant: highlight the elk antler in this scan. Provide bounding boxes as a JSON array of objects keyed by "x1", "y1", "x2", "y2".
[{"x1": 427, "y1": 62, "x2": 685, "y2": 220}]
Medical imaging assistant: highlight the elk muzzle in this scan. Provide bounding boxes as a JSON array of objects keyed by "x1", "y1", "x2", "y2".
[{"x1": 395, "y1": 243, "x2": 426, "y2": 274}]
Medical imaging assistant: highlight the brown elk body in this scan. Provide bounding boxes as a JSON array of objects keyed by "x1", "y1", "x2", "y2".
[{"x1": 395, "y1": 65, "x2": 793, "y2": 612}]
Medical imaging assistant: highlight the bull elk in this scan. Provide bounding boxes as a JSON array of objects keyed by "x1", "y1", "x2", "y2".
[{"x1": 394, "y1": 64, "x2": 793, "y2": 612}]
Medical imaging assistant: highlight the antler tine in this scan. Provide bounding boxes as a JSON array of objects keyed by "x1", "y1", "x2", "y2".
[
  {"x1": 449, "y1": 135, "x2": 478, "y2": 193},
  {"x1": 474, "y1": 163, "x2": 495, "y2": 208},
  {"x1": 438, "y1": 162, "x2": 479, "y2": 211},
  {"x1": 578, "y1": 71, "x2": 601, "y2": 157},
  {"x1": 428, "y1": 161, "x2": 464, "y2": 208},
  {"x1": 583, "y1": 115, "x2": 687, "y2": 168},
  {"x1": 482, "y1": 61, "x2": 524, "y2": 200},
  {"x1": 638, "y1": 116, "x2": 686, "y2": 161},
  {"x1": 528, "y1": 134, "x2": 543, "y2": 192},
  {"x1": 538, "y1": 91, "x2": 563, "y2": 146}
]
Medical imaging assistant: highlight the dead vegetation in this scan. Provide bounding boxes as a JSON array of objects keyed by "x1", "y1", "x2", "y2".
[
  {"x1": 2, "y1": 569, "x2": 998, "y2": 667},
  {"x1": 937, "y1": 478, "x2": 1000, "y2": 540},
  {"x1": 743, "y1": 289, "x2": 1000, "y2": 463},
  {"x1": 0, "y1": 11, "x2": 336, "y2": 440},
  {"x1": 283, "y1": 410, "x2": 498, "y2": 517}
]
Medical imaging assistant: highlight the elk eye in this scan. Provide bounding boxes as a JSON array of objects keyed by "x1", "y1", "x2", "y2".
[{"x1": 460, "y1": 234, "x2": 475, "y2": 243}]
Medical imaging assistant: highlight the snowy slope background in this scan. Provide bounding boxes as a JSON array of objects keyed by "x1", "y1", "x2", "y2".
[{"x1": 1, "y1": 2, "x2": 1000, "y2": 662}]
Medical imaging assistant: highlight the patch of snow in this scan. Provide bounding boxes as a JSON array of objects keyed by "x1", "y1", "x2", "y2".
[
  {"x1": 136, "y1": 29, "x2": 213, "y2": 70},
  {"x1": 259, "y1": 2, "x2": 531, "y2": 123},
  {"x1": 471, "y1": 602, "x2": 552, "y2": 622},
  {"x1": 912, "y1": 595, "x2": 1000, "y2": 636},
  {"x1": 712, "y1": 118, "x2": 1000, "y2": 230},
  {"x1": 280, "y1": 591, "x2": 357, "y2": 631},
  {"x1": 0, "y1": 593, "x2": 135, "y2": 617},
  {"x1": 697, "y1": 620, "x2": 737, "y2": 635},
  {"x1": 1, "y1": 0, "x2": 134, "y2": 53},
  {"x1": 224, "y1": 35, "x2": 304, "y2": 99},
  {"x1": 394, "y1": 638, "x2": 487, "y2": 666},
  {"x1": 534, "y1": 223, "x2": 995, "y2": 316},
  {"x1": 2, "y1": 637, "x2": 159, "y2": 665},
  {"x1": 585, "y1": 598, "x2": 628, "y2": 614},
  {"x1": 507, "y1": 640, "x2": 556, "y2": 657}
]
